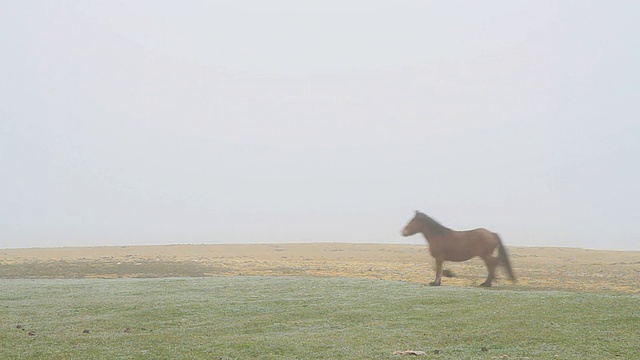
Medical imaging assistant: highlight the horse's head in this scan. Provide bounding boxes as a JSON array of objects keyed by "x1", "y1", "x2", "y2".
[{"x1": 401, "y1": 210, "x2": 426, "y2": 236}]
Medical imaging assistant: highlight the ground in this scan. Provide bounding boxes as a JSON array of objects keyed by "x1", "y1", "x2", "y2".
[{"x1": 1, "y1": 243, "x2": 638, "y2": 294}]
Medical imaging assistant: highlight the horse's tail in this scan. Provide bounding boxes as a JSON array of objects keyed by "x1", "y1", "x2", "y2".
[{"x1": 496, "y1": 234, "x2": 516, "y2": 283}]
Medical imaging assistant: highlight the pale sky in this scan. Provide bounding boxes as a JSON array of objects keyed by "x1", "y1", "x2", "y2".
[{"x1": 2, "y1": 1, "x2": 639, "y2": 250}]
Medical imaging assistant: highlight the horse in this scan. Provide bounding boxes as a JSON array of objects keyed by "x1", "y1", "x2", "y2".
[{"x1": 401, "y1": 211, "x2": 516, "y2": 287}]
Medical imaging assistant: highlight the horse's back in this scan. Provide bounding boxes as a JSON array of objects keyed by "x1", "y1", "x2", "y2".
[
  {"x1": 453, "y1": 228, "x2": 499, "y2": 257},
  {"x1": 455, "y1": 228, "x2": 497, "y2": 241}
]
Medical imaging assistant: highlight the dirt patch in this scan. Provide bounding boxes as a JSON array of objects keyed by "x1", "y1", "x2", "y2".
[{"x1": 1, "y1": 244, "x2": 638, "y2": 294}]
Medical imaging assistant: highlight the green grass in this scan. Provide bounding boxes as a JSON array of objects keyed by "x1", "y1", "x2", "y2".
[{"x1": 1, "y1": 277, "x2": 638, "y2": 359}]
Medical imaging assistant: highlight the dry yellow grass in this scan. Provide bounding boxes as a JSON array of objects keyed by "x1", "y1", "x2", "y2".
[{"x1": 1, "y1": 243, "x2": 638, "y2": 294}]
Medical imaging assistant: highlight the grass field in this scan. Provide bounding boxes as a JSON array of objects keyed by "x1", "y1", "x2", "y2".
[
  {"x1": 1, "y1": 244, "x2": 639, "y2": 359},
  {"x1": 1, "y1": 276, "x2": 638, "y2": 359},
  {"x1": 2, "y1": 244, "x2": 639, "y2": 293}
]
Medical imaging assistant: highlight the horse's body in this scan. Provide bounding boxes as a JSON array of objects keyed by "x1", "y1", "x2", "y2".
[{"x1": 401, "y1": 211, "x2": 516, "y2": 287}]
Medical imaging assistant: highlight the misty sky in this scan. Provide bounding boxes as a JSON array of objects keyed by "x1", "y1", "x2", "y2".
[{"x1": 2, "y1": 1, "x2": 639, "y2": 250}]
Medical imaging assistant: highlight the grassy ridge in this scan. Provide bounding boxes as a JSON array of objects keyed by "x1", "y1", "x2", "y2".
[{"x1": 1, "y1": 277, "x2": 638, "y2": 359}]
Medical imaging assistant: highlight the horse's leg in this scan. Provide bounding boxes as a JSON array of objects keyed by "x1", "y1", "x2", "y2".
[
  {"x1": 480, "y1": 256, "x2": 498, "y2": 287},
  {"x1": 430, "y1": 258, "x2": 443, "y2": 286}
]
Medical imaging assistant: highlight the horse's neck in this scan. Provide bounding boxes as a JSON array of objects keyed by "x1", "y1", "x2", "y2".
[
  {"x1": 419, "y1": 226, "x2": 439, "y2": 241},
  {"x1": 419, "y1": 223, "x2": 450, "y2": 240}
]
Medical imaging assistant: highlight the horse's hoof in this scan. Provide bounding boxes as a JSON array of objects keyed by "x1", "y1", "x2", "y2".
[
  {"x1": 479, "y1": 282, "x2": 492, "y2": 287},
  {"x1": 429, "y1": 281, "x2": 441, "y2": 286}
]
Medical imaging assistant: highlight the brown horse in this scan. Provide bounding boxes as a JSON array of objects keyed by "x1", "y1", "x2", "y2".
[{"x1": 401, "y1": 211, "x2": 516, "y2": 287}]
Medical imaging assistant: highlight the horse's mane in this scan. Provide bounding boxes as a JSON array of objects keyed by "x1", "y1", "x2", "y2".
[{"x1": 416, "y1": 212, "x2": 452, "y2": 235}]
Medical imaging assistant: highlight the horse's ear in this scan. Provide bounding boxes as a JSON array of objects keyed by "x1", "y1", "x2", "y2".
[{"x1": 415, "y1": 210, "x2": 419, "y2": 215}]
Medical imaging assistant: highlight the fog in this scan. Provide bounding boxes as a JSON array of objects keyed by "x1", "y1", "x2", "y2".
[{"x1": 2, "y1": 1, "x2": 638, "y2": 250}]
